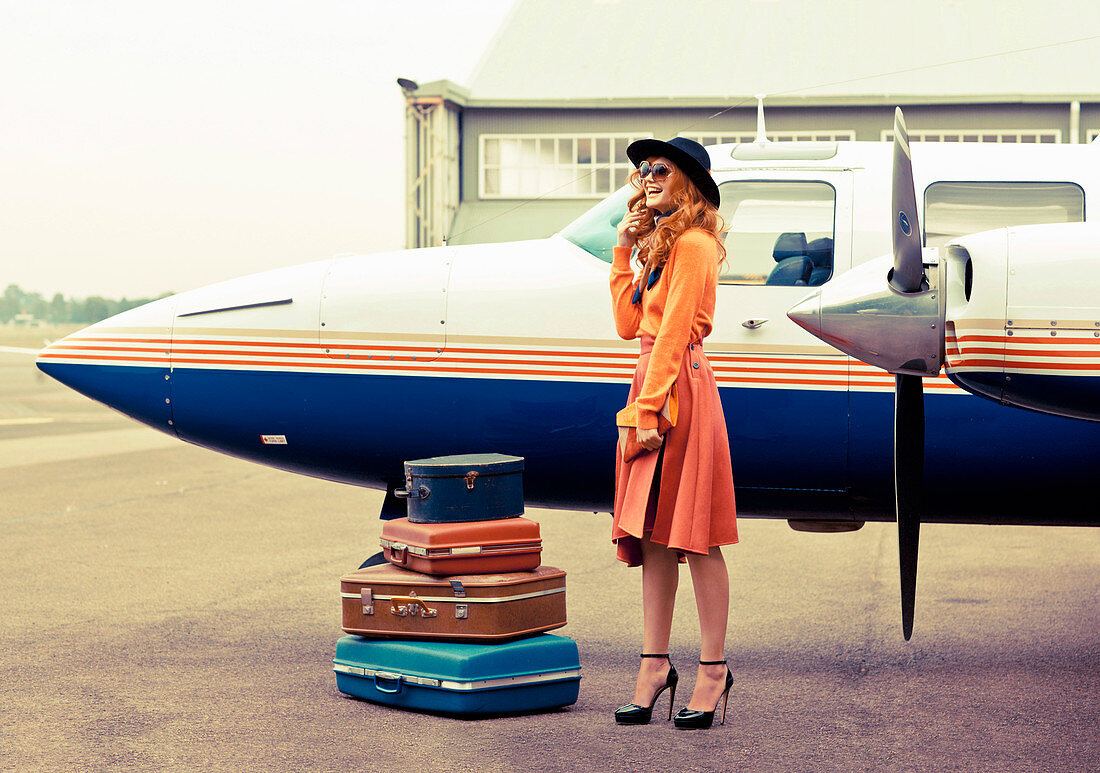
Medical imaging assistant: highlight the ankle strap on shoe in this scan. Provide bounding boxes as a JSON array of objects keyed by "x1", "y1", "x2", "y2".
[
  {"x1": 699, "y1": 659, "x2": 727, "y2": 665},
  {"x1": 640, "y1": 653, "x2": 670, "y2": 659}
]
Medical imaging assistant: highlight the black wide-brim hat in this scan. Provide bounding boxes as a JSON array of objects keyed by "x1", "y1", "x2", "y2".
[{"x1": 626, "y1": 136, "x2": 720, "y2": 209}]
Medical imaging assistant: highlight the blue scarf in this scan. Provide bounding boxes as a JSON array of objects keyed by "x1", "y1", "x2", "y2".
[{"x1": 631, "y1": 209, "x2": 674, "y2": 305}]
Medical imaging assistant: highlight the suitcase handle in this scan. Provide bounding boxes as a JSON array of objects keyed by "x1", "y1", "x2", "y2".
[
  {"x1": 386, "y1": 543, "x2": 408, "y2": 566},
  {"x1": 390, "y1": 595, "x2": 438, "y2": 618},
  {"x1": 373, "y1": 671, "x2": 404, "y2": 695},
  {"x1": 394, "y1": 485, "x2": 430, "y2": 500}
]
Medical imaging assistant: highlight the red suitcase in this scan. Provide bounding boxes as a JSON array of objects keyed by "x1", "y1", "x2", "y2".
[
  {"x1": 340, "y1": 564, "x2": 566, "y2": 642},
  {"x1": 379, "y1": 516, "x2": 542, "y2": 575}
]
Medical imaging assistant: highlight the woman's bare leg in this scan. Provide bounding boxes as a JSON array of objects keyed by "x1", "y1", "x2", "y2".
[
  {"x1": 630, "y1": 535, "x2": 680, "y2": 705},
  {"x1": 684, "y1": 546, "x2": 730, "y2": 710}
]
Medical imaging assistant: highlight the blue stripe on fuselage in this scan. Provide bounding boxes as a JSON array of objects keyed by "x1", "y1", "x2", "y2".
[
  {"x1": 39, "y1": 362, "x2": 1100, "y2": 525},
  {"x1": 166, "y1": 367, "x2": 850, "y2": 511}
]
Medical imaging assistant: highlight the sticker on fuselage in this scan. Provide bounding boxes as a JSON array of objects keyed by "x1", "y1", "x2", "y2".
[{"x1": 261, "y1": 435, "x2": 288, "y2": 445}]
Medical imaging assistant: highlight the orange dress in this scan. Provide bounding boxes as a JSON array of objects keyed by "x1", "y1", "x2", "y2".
[{"x1": 610, "y1": 229, "x2": 738, "y2": 566}]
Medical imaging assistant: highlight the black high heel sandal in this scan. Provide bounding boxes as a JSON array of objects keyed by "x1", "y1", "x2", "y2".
[
  {"x1": 672, "y1": 659, "x2": 733, "y2": 729},
  {"x1": 613, "y1": 654, "x2": 678, "y2": 725}
]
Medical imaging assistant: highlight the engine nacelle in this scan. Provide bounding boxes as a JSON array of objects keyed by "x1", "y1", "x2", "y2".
[{"x1": 945, "y1": 222, "x2": 1100, "y2": 422}]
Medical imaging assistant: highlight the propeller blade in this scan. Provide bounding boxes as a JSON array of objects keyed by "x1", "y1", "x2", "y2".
[
  {"x1": 891, "y1": 107, "x2": 925, "y2": 294},
  {"x1": 895, "y1": 373, "x2": 924, "y2": 640}
]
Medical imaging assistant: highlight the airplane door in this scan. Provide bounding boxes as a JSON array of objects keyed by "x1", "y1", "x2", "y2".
[
  {"x1": 709, "y1": 173, "x2": 853, "y2": 493},
  {"x1": 319, "y1": 248, "x2": 451, "y2": 364}
]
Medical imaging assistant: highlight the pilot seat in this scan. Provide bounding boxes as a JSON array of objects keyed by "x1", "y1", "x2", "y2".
[
  {"x1": 765, "y1": 232, "x2": 812, "y2": 286},
  {"x1": 807, "y1": 237, "x2": 833, "y2": 286}
]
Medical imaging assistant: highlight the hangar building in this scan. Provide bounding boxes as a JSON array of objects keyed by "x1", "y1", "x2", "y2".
[{"x1": 401, "y1": 0, "x2": 1100, "y2": 249}]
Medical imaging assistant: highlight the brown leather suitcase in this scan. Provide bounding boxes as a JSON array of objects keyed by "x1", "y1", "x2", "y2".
[
  {"x1": 340, "y1": 564, "x2": 566, "y2": 642},
  {"x1": 379, "y1": 516, "x2": 542, "y2": 575}
]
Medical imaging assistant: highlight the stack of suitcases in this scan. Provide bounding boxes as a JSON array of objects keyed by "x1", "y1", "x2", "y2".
[{"x1": 333, "y1": 453, "x2": 582, "y2": 716}]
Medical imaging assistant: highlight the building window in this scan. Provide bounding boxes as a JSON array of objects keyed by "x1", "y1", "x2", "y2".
[
  {"x1": 924, "y1": 181, "x2": 1085, "y2": 249},
  {"x1": 881, "y1": 129, "x2": 1061, "y2": 143},
  {"x1": 480, "y1": 134, "x2": 649, "y2": 199},
  {"x1": 717, "y1": 181, "x2": 836, "y2": 286},
  {"x1": 682, "y1": 131, "x2": 854, "y2": 145}
]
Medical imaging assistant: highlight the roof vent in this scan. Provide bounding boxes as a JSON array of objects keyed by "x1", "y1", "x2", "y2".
[{"x1": 731, "y1": 142, "x2": 839, "y2": 161}]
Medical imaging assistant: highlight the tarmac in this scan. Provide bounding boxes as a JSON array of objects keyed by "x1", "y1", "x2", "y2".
[{"x1": 2, "y1": 329, "x2": 1098, "y2": 772}]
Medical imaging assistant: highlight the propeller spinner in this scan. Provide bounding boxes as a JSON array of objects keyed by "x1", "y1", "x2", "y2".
[{"x1": 788, "y1": 108, "x2": 945, "y2": 640}]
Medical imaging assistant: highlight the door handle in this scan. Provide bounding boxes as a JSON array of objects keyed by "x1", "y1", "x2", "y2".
[{"x1": 741, "y1": 318, "x2": 768, "y2": 329}]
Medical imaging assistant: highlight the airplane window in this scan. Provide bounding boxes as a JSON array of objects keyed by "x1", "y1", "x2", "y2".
[
  {"x1": 716, "y1": 181, "x2": 835, "y2": 286},
  {"x1": 924, "y1": 182, "x2": 1085, "y2": 248},
  {"x1": 559, "y1": 185, "x2": 634, "y2": 263}
]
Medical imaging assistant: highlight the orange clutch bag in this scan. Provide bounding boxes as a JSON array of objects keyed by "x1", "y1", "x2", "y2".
[{"x1": 616, "y1": 388, "x2": 678, "y2": 464}]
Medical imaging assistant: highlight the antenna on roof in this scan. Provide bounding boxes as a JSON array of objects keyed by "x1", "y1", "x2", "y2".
[{"x1": 754, "y1": 94, "x2": 770, "y2": 145}]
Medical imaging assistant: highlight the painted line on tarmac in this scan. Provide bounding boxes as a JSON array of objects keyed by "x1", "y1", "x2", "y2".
[{"x1": 0, "y1": 346, "x2": 43, "y2": 355}]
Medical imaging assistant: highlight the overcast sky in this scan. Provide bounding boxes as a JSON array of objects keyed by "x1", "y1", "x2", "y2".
[{"x1": 0, "y1": 0, "x2": 516, "y2": 299}]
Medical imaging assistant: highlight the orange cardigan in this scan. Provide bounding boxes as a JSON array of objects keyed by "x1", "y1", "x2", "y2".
[{"x1": 610, "y1": 228, "x2": 719, "y2": 429}]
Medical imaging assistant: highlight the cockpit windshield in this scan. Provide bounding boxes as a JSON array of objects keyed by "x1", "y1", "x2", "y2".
[{"x1": 558, "y1": 185, "x2": 634, "y2": 263}]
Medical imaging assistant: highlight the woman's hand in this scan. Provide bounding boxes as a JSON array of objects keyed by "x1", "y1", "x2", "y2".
[
  {"x1": 617, "y1": 208, "x2": 646, "y2": 248},
  {"x1": 636, "y1": 426, "x2": 663, "y2": 451}
]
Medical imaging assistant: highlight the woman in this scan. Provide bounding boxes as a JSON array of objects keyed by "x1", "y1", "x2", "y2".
[{"x1": 609, "y1": 136, "x2": 738, "y2": 730}]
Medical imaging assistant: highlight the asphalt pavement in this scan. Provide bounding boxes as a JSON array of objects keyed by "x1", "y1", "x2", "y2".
[{"x1": 2, "y1": 342, "x2": 1098, "y2": 772}]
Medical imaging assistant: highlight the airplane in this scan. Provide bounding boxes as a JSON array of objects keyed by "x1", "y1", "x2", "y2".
[{"x1": 35, "y1": 110, "x2": 1100, "y2": 638}]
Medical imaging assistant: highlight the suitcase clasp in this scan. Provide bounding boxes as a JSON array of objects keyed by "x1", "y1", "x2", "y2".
[
  {"x1": 464, "y1": 470, "x2": 479, "y2": 490},
  {"x1": 360, "y1": 588, "x2": 374, "y2": 616},
  {"x1": 390, "y1": 591, "x2": 437, "y2": 619}
]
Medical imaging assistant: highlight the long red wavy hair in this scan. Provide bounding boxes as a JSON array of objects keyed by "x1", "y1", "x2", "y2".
[{"x1": 626, "y1": 159, "x2": 726, "y2": 269}]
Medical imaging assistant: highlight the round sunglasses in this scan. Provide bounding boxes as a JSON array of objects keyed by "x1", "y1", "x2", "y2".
[{"x1": 638, "y1": 161, "x2": 672, "y2": 181}]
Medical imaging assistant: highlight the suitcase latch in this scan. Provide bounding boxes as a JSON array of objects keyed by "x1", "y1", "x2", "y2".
[
  {"x1": 464, "y1": 470, "x2": 479, "y2": 490},
  {"x1": 360, "y1": 588, "x2": 374, "y2": 616},
  {"x1": 449, "y1": 580, "x2": 466, "y2": 597},
  {"x1": 389, "y1": 590, "x2": 437, "y2": 618},
  {"x1": 455, "y1": 604, "x2": 468, "y2": 620}
]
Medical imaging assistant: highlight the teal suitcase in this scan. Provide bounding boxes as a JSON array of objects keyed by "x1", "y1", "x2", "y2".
[{"x1": 333, "y1": 633, "x2": 581, "y2": 716}]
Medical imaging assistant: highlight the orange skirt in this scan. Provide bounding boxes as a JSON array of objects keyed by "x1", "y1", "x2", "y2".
[{"x1": 612, "y1": 336, "x2": 738, "y2": 566}]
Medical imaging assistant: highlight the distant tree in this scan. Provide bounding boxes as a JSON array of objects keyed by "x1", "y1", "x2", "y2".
[
  {"x1": 0, "y1": 284, "x2": 172, "y2": 324},
  {"x1": 50, "y1": 293, "x2": 69, "y2": 323},
  {"x1": 26, "y1": 291, "x2": 47, "y2": 321},
  {"x1": 78, "y1": 297, "x2": 111, "y2": 323},
  {"x1": 1, "y1": 284, "x2": 25, "y2": 322},
  {"x1": 0, "y1": 286, "x2": 14, "y2": 322}
]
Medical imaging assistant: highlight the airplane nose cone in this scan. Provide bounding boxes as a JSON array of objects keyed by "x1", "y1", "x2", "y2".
[
  {"x1": 786, "y1": 291, "x2": 822, "y2": 337},
  {"x1": 36, "y1": 295, "x2": 178, "y2": 436}
]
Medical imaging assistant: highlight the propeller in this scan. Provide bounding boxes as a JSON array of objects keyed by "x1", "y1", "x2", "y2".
[
  {"x1": 786, "y1": 107, "x2": 946, "y2": 639},
  {"x1": 890, "y1": 107, "x2": 926, "y2": 640}
]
